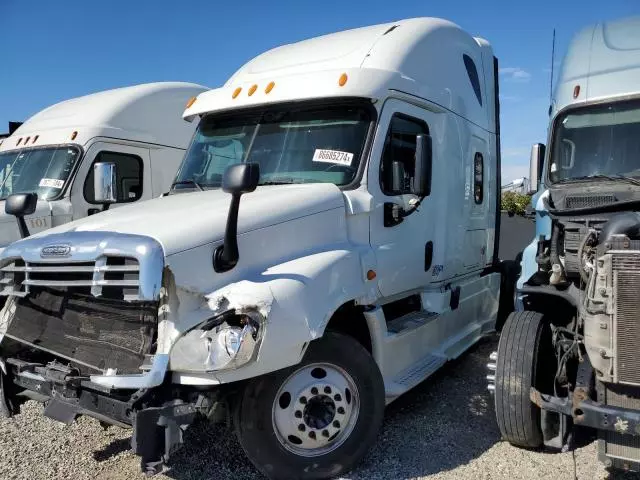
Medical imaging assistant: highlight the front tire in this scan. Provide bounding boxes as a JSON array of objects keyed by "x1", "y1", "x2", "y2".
[
  {"x1": 494, "y1": 311, "x2": 551, "y2": 448},
  {"x1": 234, "y1": 332, "x2": 385, "y2": 480}
]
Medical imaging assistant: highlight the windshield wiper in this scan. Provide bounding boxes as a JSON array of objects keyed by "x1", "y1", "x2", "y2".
[
  {"x1": 557, "y1": 174, "x2": 640, "y2": 187},
  {"x1": 171, "y1": 179, "x2": 204, "y2": 191}
]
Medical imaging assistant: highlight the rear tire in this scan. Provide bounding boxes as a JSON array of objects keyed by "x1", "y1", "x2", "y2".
[
  {"x1": 234, "y1": 332, "x2": 385, "y2": 480},
  {"x1": 495, "y1": 311, "x2": 551, "y2": 448}
]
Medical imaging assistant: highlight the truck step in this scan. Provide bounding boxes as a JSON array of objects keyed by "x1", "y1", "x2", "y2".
[
  {"x1": 386, "y1": 311, "x2": 437, "y2": 334},
  {"x1": 385, "y1": 353, "x2": 446, "y2": 401}
]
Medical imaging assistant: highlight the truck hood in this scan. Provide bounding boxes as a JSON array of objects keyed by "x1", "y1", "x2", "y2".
[{"x1": 29, "y1": 184, "x2": 346, "y2": 256}]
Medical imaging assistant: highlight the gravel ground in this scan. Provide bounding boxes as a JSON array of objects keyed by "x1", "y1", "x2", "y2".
[{"x1": 1, "y1": 335, "x2": 639, "y2": 480}]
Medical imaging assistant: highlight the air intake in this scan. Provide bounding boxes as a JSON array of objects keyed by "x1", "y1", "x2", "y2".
[{"x1": 565, "y1": 194, "x2": 616, "y2": 209}]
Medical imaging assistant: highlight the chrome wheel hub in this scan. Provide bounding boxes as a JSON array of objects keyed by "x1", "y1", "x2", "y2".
[{"x1": 272, "y1": 363, "x2": 359, "y2": 457}]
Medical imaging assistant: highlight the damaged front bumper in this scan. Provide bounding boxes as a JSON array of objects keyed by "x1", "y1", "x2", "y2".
[{"x1": 0, "y1": 356, "x2": 211, "y2": 475}]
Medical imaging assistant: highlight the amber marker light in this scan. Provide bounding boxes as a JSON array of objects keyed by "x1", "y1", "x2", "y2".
[
  {"x1": 366, "y1": 270, "x2": 377, "y2": 281},
  {"x1": 232, "y1": 87, "x2": 242, "y2": 99},
  {"x1": 248, "y1": 84, "x2": 258, "y2": 96},
  {"x1": 339, "y1": 73, "x2": 348, "y2": 87},
  {"x1": 185, "y1": 96, "x2": 197, "y2": 109},
  {"x1": 573, "y1": 85, "x2": 581, "y2": 99},
  {"x1": 71, "y1": 131, "x2": 78, "y2": 140},
  {"x1": 265, "y1": 81, "x2": 275, "y2": 94}
]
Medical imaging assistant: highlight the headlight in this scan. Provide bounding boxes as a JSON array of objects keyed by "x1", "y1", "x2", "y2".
[{"x1": 169, "y1": 312, "x2": 263, "y2": 372}]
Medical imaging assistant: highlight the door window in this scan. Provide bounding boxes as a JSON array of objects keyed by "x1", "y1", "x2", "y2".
[
  {"x1": 84, "y1": 151, "x2": 143, "y2": 203},
  {"x1": 380, "y1": 115, "x2": 430, "y2": 195}
]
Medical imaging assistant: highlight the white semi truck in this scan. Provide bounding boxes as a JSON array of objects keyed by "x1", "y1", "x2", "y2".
[
  {"x1": 490, "y1": 16, "x2": 640, "y2": 473},
  {"x1": 0, "y1": 18, "x2": 503, "y2": 479},
  {"x1": 0, "y1": 82, "x2": 207, "y2": 247}
]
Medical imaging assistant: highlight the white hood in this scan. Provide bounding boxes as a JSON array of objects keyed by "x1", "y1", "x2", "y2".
[{"x1": 30, "y1": 184, "x2": 346, "y2": 256}]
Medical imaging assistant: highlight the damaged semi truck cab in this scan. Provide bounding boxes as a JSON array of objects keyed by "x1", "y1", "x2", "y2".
[
  {"x1": 0, "y1": 18, "x2": 502, "y2": 479},
  {"x1": 491, "y1": 16, "x2": 640, "y2": 472},
  {"x1": 0, "y1": 82, "x2": 207, "y2": 248}
]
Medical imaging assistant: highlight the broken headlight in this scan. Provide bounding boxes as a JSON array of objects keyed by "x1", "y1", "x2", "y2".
[{"x1": 169, "y1": 312, "x2": 263, "y2": 372}]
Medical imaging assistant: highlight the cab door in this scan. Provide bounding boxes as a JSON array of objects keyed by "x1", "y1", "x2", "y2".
[
  {"x1": 368, "y1": 99, "x2": 441, "y2": 298},
  {"x1": 69, "y1": 141, "x2": 151, "y2": 220}
]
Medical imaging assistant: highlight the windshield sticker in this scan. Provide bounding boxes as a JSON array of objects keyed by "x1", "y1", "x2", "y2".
[
  {"x1": 39, "y1": 178, "x2": 65, "y2": 189},
  {"x1": 312, "y1": 149, "x2": 354, "y2": 166}
]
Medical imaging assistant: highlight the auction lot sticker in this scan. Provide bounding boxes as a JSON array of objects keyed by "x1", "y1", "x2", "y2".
[
  {"x1": 39, "y1": 178, "x2": 65, "y2": 189},
  {"x1": 312, "y1": 149, "x2": 354, "y2": 166}
]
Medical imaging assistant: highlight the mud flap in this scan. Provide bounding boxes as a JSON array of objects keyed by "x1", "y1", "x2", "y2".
[
  {"x1": 0, "y1": 370, "x2": 21, "y2": 418},
  {"x1": 131, "y1": 401, "x2": 197, "y2": 476}
]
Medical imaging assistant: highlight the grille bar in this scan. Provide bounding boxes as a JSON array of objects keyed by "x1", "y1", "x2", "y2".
[
  {"x1": 0, "y1": 265, "x2": 139, "y2": 273},
  {"x1": 22, "y1": 279, "x2": 140, "y2": 288}
]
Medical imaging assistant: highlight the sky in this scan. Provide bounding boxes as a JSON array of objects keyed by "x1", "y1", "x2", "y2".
[{"x1": 1, "y1": 0, "x2": 638, "y2": 184}]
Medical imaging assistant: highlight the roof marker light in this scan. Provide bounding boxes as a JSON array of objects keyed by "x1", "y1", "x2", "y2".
[
  {"x1": 16, "y1": 138, "x2": 22, "y2": 146},
  {"x1": 573, "y1": 85, "x2": 580, "y2": 99},
  {"x1": 366, "y1": 269, "x2": 376, "y2": 280},
  {"x1": 265, "y1": 81, "x2": 275, "y2": 94},
  {"x1": 33, "y1": 135, "x2": 39, "y2": 143},
  {"x1": 185, "y1": 96, "x2": 197, "y2": 109},
  {"x1": 339, "y1": 73, "x2": 348, "y2": 87},
  {"x1": 248, "y1": 84, "x2": 258, "y2": 96},
  {"x1": 71, "y1": 131, "x2": 78, "y2": 141},
  {"x1": 24, "y1": 136, "x2": 30, "y2": 144},
  {"x1": 232, "y1": 87, "x2": 242, "y2": 99}
]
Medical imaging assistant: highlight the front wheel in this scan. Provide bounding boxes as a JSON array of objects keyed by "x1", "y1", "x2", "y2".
[
  {"x1": 494, "y1": 310, "x2": 553, "y2": 448},
  {"x1": 234, "y1": 332, "x2": 385, "y2": 480}
]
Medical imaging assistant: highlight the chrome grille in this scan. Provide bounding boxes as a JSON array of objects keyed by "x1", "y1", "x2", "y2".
[
  {"x1": 0, "y1": 256, "x2": 142, "y2": 301},
  {"x1": 613, "y1": 255, "x2": 640, "y2": 385}
]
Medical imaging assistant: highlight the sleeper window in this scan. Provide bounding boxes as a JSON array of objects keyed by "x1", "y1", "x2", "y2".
[
  {"x1": 84, "y1": 151, "x2": 143, "y2": 203},
  {"x1": 380, "y1": 115, "x2": 429, "y2": 195}
]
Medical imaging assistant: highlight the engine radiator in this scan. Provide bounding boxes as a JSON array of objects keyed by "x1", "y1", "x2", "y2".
[
  {"x1": 613, "y1": 253, "x2": 640, "y2": 386},
  {"x1": 599, "y1": 384, "x2": 640, "y2": 468}
]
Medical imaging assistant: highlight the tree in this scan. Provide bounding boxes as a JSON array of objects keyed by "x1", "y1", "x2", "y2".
[{"x1": 501, "y1": 191, "x2": 531, "y2": 217}]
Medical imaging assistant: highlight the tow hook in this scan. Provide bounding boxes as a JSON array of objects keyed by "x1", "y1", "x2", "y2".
[{"x1": 487, "y1": 351, "x2": 497, "y2": 393}]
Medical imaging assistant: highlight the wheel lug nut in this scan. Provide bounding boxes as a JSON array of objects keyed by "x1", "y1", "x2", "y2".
[
  {"x1": 322, "y1": 430, "x2": 330, "y2": 438},
  {"x1": 333, "y1": 420, "x2": 340, "y2": 429},
  {"x1": 295, "y1": 410, "x2": 302, "y2": 418},
  {"x1": 300, "y1": 396, "x2": 307, "y2": 404},
  {"x1": 298, "y1": 424, "x2": 306, "y2": 432},
  {"x1": 324, "y1": 386, "x2": 332, "y2": 394},
  {"x1": 309, "y1": 431, "x2": 316, "y2": 439},
  {"x1": 311, "y1": 387, "x2": 318, "y2": 395},
  {"x1": 337, "y1": 407, "x2": 345, "y2": 414},
  {"x1": 334, "y1": 394, "x2": 342, "y2": 402}
]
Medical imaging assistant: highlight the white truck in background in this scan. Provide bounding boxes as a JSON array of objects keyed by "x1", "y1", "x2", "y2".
[
  {"x1": 0, "y1": 18, "x2": 503, "y2": 479},
  {"x1": 0, "y1": 82, "x2": 207, "y2": 246}
]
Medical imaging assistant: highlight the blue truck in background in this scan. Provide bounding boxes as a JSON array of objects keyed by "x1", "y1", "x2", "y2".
[{"x1": 489, "y1": 15, "x2": 640, "y2": 473}]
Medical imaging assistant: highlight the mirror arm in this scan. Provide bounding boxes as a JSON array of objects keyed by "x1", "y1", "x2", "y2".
[
  {"x1": 16, "y1": 216, "x2": 30, "y2": 239},
  {"x1": 213, "y1": 193, "x2": 241, "y2": 273}
]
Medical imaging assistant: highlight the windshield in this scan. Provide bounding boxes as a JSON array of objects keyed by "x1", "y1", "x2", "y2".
[
  {"x1": 549, "y1": 99, "x2": 640, "y2": 183},
  {"x1": 0, "y1": 146, "x2": 81, "y2": 201},
  {"x1": 173, "y1": 103, "x2": 372, "y2": 190}
]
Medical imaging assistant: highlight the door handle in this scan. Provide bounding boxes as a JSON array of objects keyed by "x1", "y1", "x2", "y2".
[{"x1": 424, "y1": 241, "x2": 433, "y2": 271}]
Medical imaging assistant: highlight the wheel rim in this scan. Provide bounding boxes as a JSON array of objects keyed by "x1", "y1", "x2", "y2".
[{"x1": 272, "y1": 362, "x2": 360, "y2": 457}]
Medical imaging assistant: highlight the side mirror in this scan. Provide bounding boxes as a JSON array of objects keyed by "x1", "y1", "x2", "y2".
[
  {"x1": 412, "y1": 134, "x2": 432, "y2": 196},
  {"x1": 6, "y1": 193, "x2": 37, "y2": 238},
  {"x1": 529, "y1": 143, "x2": 545, "y2": 194},
  {"x1": 93, "y1": 162, "x2": 118, "y2": 209},
  {"x1": 222, "y1": 162, "x2": 260, "y2": 195},
  {"x1": 214, "y1": 163, "x2": 260, "y2": 273}
]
